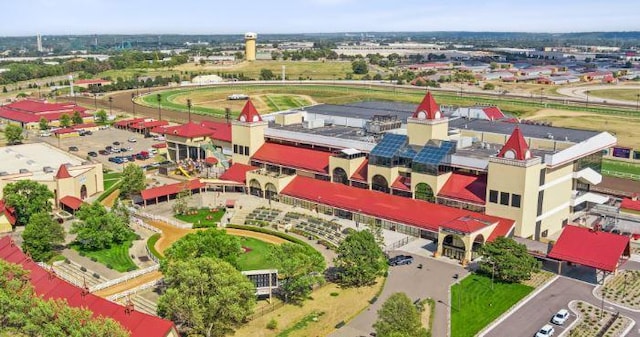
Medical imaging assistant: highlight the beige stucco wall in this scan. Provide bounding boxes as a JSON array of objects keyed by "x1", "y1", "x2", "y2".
[
  {"x1": 245, "y1": 171, "x2": 296, "y2": 193},
  {"x1": 411, "y1": 171, "x2": 452, "y2": 195},
  {"x1": 367, "y1": 164, "x2": 399, "y2": 190},
  {"x1": 231, "y1": 121, "x2": 267, "y2": 165},
  {"x1": 407, "y1": 118, "x2": 449, "y2": 146},
  {"x1": 329, "y1": 156, "x2": 366, "y2": 181},
  {"x1": 275, "y1": 113, "x2": 303, "y2": 126}
]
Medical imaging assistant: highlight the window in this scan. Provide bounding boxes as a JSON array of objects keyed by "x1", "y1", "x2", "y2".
[
  {"x1": 489, "y1": 190, "x2": 498, "y2": 203},
  {"x1": 233, "y1": 144, "x2": 238, "y2": 154},
  {"x1": 537, "y1": 191, "x2": 544, "y2": 216},
  {"x1": 500, "y1": 192, "x2": 510, "y2": 206},
  {"x1": 539, "y1": 169, "x2": 546, "y2": 186},
  {"x1": 244, "y1": 146, "x2": 249, "y2": 155},
  {"x1": 562, "y1": 219, "x2": 568, "y2": 227},
  {"x1": 541, "y1": 230, "x2": 548, "y2": 238},
  {"x1": 511, "y1": 194, "x2": 521, "y2": 208}
]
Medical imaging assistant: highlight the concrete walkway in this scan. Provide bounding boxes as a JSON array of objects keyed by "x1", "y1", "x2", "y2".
[{"x1": 61, "y1": 248, "x2": 125, "y2": 280}]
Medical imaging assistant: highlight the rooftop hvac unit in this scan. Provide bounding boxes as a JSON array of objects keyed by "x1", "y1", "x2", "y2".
[
  {"x1": 303, "y1": 119, "x2": 325, "y2": 129},
  {"x1": 43, "y1": 166, "x2": 54, "y2": 173},
  {"x1": 19, "y1": 169, "x2": 29, "y2": 174},
  {"x1": 0, "y1": 172, "x2": 7, "y2": 176}
]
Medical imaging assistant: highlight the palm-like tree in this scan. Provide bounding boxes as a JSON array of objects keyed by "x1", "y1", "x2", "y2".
[
  {"x1": 156, "y1": 93, "x2": 162, "y2": 120},
  {"x1": 187, "y1": 98, "x2": 192, "y2": 123}
]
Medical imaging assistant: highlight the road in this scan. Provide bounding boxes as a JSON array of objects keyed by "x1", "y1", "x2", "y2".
[
  {"x1": 331, "y1": 252, "x2": 466, "y2": 337},
  {"x1": 556, "y1": 85, "x2": 640, "y2": 106}
]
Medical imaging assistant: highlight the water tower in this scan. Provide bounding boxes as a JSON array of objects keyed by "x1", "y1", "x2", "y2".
[{"x1": 244, "y1": 32, "x2": 257, "y2": 61}]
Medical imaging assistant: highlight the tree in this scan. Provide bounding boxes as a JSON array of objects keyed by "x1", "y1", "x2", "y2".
[
  {"x1": 4, "y1": 124, "x2": 24, "y2": 145},
  {"x1": 479, "y1": 236, "x2": 540, "y2": 283},
  {"x1": 172, "y1": 188, "x2": 191, "y2": 215},
  {"x1": 163, "y1": 229, "x2": 242, "y2": 269},
  {"x1": 374, "y1": 292, "x2": 428, "y2": 337},
  {"x1": 3, "y1": 180, "x2": 54, "y2": 226},
  {"x1": 119, "y1": 163, "x2": 145, "y2": 197},
  {"x1": 158, "y1": 257, "x2": 255, "y2": 337},
  {"x1": 269, "y1": 243, "x2": 325, "y2": 303},
  {"x1": 71, "y1": 201, "x2": 134, "y2": 250},
  {"x1": 334, "y1": 230, "x2": 387, "y2": 287},
  {"x1": 59, "y1": 113, "x2": 71, "y2": 127},
  {"x1": 351, "y1": 59, "x2": 369, "y2": 75},
  {"x1": 259, "y1": 68, "x2": 275, "y2": 80},
  {"x1": 0, "y1": 260, "x2": 130, "y2": 337},
  {"x1": 22, "y1": 212, "x2": 65, "y2": 262},
  {"x1": 95, "y1": 109, "x2": 108, "y2": 124},
  {"x1": 2, "y1": 86, "x2": 7, "y2": 93},
  {"x1": 71, "y1": 111, "x2": 84, "y2": 125},
  {"x1": 483, "y1": 83, "x2": 496, "y2": 90},
  {"x1": 39, "y1": 117, "x2": 49, "y2": 130}
]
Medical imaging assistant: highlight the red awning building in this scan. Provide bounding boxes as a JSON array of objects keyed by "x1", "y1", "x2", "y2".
[{"x1": 139, "y1": 179, "x2": 205, "y2": 205}]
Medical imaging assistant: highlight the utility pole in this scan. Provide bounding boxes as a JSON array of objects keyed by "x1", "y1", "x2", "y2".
[
  {"x1": 131, "y1": 92, "x2": 136, "y2": 118},
  {"x1": 156, "y1": 94, "x2": 162, "y2": 121},
  {"x1": 187, "y1": 98, "x2": 192, "y2": 123}
]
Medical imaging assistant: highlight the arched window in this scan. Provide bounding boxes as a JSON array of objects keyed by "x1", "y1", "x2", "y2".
[
  {"x1": 249, "y1": 179, "x2": 263, "y2": 198},
  {"x1": 80, "y1": 185, "x2": 87, "y2": 199},
  {"x1": 333, "y1": 167, "x2": 349, "y2": 185},
  {"x1": 372, "y1": 175, "x2": 390, "y2": 194},
  {"x1": 264, "y1": 183, "x2": 277, "y2": 200},
  {"x1": 415, "y1": 183, "x2": 435, "y2": 203}
]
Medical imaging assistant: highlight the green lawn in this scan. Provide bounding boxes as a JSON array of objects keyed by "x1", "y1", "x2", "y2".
[
  {"x1": 103, "y1": 172, "x2": 123, "y2": 191},
  {"x1": 174, "y1": 208, "x2": 225, "y2": 228},
  {"x1": 451, "y1": 274, "x2": 533, "y2": 337},
  {"x1": 602, "y1": 159, "x2": 640, "y2": 176},
  {"x1": 589, "y1": 89, "x2": 640, "y2": 102},
  {"x1": 71, "y1": 240, "x2": 137, "y2": 273},
  {"x1": 236, "y1": 236, "x2": 277, "y2": 271},
  {"x1": 147, "y1": 233, "x2": 162, "y2": 259}
]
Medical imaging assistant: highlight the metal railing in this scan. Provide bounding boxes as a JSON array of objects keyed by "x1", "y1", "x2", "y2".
[
  {"x1": 89, "y1": 264, "x2": 160, "y2": 292},
  {"x1": 106, "y1": 279, "x2": 163, "y2": 302},
  {"x1": 385, "y1": 236, "x2": 416, "y2": 252},
  {"x1": 135, "y1": 211, "x2": 192, "y2": 229}
]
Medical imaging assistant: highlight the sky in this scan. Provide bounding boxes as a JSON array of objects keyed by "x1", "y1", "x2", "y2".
[{"x1": 4, "y1": 0, "x2": 640, "y2": 36}]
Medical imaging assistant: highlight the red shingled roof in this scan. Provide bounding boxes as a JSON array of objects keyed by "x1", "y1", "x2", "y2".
[
  {"x1": 621, "y1": 198, "x2": 640, "y2": 212},
  {"x1": 350, "y1": 159, "x2": 369, "y2": 182},
  {"x1": 252, "y1": 143, "x2": 331, "y2": 174},
  {"x1": 438, "y1": 173, "x2": 487, "y2": 205},
  {"x1": 219, "y1": 163, "x2": 258, "y2": 184},
  {"x1": 482, "y1": 106, "x2": 505, "y2": 120},
  {"x1": 59, "y1": 196, "x2": 84, "y2": 210},
  {"x1": 548, "y1": 225, "x2": 630, "y2": 272},
  {"x1": 237, "y1": 100, "x2": 262, "y2": 123},
  {"x1": 140, "y1": 179, "x2": 205, "y2": 200},
  {"x1": 199, "y1": 121, "x2": 232, "y2": 142},
  {"x1": 0, "y1": 236, "x2": 178, "y2": 337},
  {"x1": 281, "y1": 176, "x2": 510, "y2": 234},
  {"x1": 497, "y1": 126, "x2": 531, "y2": 160},
  {"x1": 0, "y1": 200, "x2": 16, "y2": 226},
  {"x1": 55, "y1": 165, "x2": 72, "y2": 179},
  {"x1": 412, "y1": 91, "x2": 441, "y2": 120}
]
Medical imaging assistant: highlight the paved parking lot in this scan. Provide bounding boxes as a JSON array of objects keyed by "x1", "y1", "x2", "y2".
[{"x1": 36, "y1": 128, "x2": 164, "y2": 171}]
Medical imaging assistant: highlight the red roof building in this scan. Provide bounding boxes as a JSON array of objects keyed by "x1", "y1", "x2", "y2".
[
  {"x1": 391, "y1": 176, "x2": 411, "y2": 191},
  {"x1": 114, "y1": 118, "x2": 146, "y2": 128},
  {"x1": 55, "y1": 164, "x2": 72, "y2": 179},
  {"x1": 482, "y1": 107, "x2": 506, "y2": 120},
  {"x1": 0, "y1": 100, "x2": 90, "y2": 126},
  {"x1": 167, "y1": 122, "x2": 215, "y2": 138},
  {"x1": 0, "y1": 200, "x2": 16, "y2": 226},
  {"x1": 199, "y1": 121, "x2": 232, "y2": 143},
  {"x1": 59, "y1": 195, "x2": 85, "y2": 211},
  {"x1": 130, "y1": 120, "x2": 169, "y2": 130},
  {"x1": 621, "y1": 197, "x2": 640, "y2": 213},
  {"x1": 350, "y1": 159, "x2": 369, "y2": 182},
  {"x1": 497, "y1": 126, "x2": 531, "y2": 160},
  {"x1": 252, "y1": 143, "x2": 332, "y2": 174},
  {"x1": 0, "y1": 236, "x2": 178, "y2": 337},
  {"x1": 547, "y1": 225, "x2": 630, "y2": 272},
  {"x1": 438, "y1": 173, "x2": 487, "y2": 205},
  {"x1": 281, "y1": 175, "x2": 513, "y2": 237},
  {"x1": 412, "y1": 91, "x2": 441, "y2": 120},
  {"x1": 237, "y1": 100, "x2": 262, "y2": 123},
  {"x1": 219, "y1": 163, "x2": 258, "y2": 184},
  {"x1": 140, "y1": 179, "x2": 205, "y2": 201}
]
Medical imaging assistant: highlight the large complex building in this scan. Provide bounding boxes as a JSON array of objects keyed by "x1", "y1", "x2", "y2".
[
  {"x1": 216, "y1": 93, "x2": 615, "y2": 262},
  {"x1": 0, "y1": 99, "x2": 92, "y2": 129},
  {"x1": 0, "y1": 143, "x2": 104, "y2": 222}
]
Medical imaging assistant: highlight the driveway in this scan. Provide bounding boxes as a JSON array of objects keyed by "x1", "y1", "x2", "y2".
[{"x1": 330, "y1": 252, "x2": 466, "y2": 337}]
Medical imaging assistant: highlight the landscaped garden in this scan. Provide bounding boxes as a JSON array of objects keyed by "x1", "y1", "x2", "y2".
[
  {"x1": 567, "y1": 301, "x2": 633, "y2": 337},
  {"x1": 451, "y1": 273, "x2": 534, "y2": 337},
  {"x1": 174, "y1": 207, "x2": 225, "y2": 228},
  {"x1": 598, "y1": 270, "x2": 640, "y2": 309},
  {"x1": 236, "y1": 236, "x2": 277, "y2": 271},
  {"x1": 72, "y1": 240, "x2": 137, "y2": 272},
  {"x1": 103, "y1": 171, "x2": 123, "y2": 190}
]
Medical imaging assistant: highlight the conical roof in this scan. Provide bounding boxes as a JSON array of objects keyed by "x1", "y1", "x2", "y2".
[
  {"x1": 497, "y1": 126, "x2": 531, "y2": 160},
  {"x1": 412, "y1": 91, "x2": 441, "y2": 120},
  {"x1": 237, "y1": 100, "x2": 262, "y2": 123},
  {"x1": 55, "y1": 164, "x2": 72, "y2": 179}
]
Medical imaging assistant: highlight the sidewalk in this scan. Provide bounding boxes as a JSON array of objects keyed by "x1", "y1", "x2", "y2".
[{"x1": 61, "y1": 248, "x2": 124, "y2": 280}]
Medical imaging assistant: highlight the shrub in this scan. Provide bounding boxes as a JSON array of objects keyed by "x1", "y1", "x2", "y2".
[
  {"x1": 93, "y1": 273, "x2": 100, "y2": 279},
  {"x1": 79, "y1": 251, "x2": 86, "y2": 257},
  {"x1": 64, "y1": 258, "x2": 70, "y2": 264},
  {"x1": 266, "y1": 318, "x2": 278, "y2": 330},
  {"x1": 335, "y1": 321, "x2": 346, "y2": 329},
  {"x1": 80, "y1": 266, "x2": 87, "y2": 272},
  {"x1": 106, "y1": 264, "x2": 113, "y2": 269},
  {"x1": 90, "y1": 256, "x2": 98, "y2": 262},
  {"x1": 127, "y1": 266, "x2": 137, "y2": 272},
  {"x1": 330, "y1": 292, "x2": 339, "y2": 297}
]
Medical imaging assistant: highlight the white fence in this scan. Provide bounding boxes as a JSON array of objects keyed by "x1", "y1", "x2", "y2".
[
  {"x1": 89, "y1": 264, "x2": 160, "y2": 292},
  {"x1": 107, "y1": 279, "x2": 163, "y2": 302},
  {"x1": 131, "y1": 216, "x2": 163, "y2": 234},
  {"x1": 135, "y1": 211, "x2": 193, "y2": 229}
]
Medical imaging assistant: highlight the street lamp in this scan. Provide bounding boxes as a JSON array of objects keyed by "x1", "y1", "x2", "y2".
[
  {"x1": 585, "y1": 90, "x2": 590, "y2": 108},
  {"x1": 539, "y1": 88, "x2": 544, "y2": 104},
  {"x1": 108, "y1": 96, "x2": 113, "y2": 116},
  {"x1": 131, "y1": 92, "x2": 136, "y2": 118},
  {"x1": 156, "y1": 93, "x2": 162, "y2": 121},
  {"x1": 187, "y1": 98, "x2": 192, "y2": 123}
]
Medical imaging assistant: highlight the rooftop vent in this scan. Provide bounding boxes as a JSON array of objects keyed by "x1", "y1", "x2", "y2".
[
  {"x1": 19, "y1": 169, "x2": 29, "y2": 174},
  {"x1": 43, "y1": 166, "x2": 54, "y2": 173}
]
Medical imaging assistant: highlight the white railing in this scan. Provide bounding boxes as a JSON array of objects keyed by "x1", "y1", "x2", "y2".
[
  {"x1": 131, "y1": 216, "x2": 163, "y2": 234},
  {"x1": 89, "y1": 264, "x2": 160, "y2": 292},
  {"x1": 106, "y1": 279, "x2": 163, "y2": 302},
  {"x1": 38, "y1": 261, "x2": 107, "y2": 288},
  {"x1": 135, "y1": 211, "x2": 193, "y2": 229}
]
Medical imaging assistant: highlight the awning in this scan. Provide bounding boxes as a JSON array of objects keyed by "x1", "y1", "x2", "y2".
[
  {"x1": 59, "y1": 196, "x2": 84, "y2": 210},
  {"x1": 205, "y1": 157, "x2": 218, "y2": 165},
  {"x1": 225, "y1": 199, "x2": 237, "y2": 208}
]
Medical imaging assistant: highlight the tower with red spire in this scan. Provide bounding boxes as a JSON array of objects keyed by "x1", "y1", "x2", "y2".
[
  {"x1": 407, "y1": 91, "x2": 449, "y2": 145},
  {"x1": 231, "y1": 99, "x2": 267, "y2": 165}
]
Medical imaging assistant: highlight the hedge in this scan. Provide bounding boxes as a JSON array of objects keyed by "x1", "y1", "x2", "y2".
[
  {"x1": 146, "y1": 233, "x2": 163, "y2": 260},
  {"x1": 96, "y1": 180, "x2": 123, "y2": 202},
  {"x1": 226, "y1": 224, "x2": 316, "y2": 250}
]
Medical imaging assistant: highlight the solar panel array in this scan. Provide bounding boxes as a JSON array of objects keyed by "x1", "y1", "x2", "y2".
[
  {"x1": 398, "y1": 146, "x2": 417, "y2": 159},
  {"x1": 413, "y1": 140, "x2": 457, "y2": 165},
  {"x1": 370, "y1": 134, "x2": 408, "y2": 158}
]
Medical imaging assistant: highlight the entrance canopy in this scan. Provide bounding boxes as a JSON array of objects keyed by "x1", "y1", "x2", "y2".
[
  {"x1": 59, "y1": 195, "x2": 84, "y2": 211},
  {"x1": 548, "y1": 225, "x2": 630, "y2": 272}
]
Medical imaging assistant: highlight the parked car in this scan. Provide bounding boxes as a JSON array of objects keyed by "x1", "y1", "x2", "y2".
[
  {"x1": 110, "y1": 148, "x2": 121, "y2": 154},
  {"x1": 388, "y1": 255, "x2": 414, "y2": 266},
  {"x1": 113, "y1": 141, "x2": 121, "y2": 146},
  {"x1": 551, "y1": 309, "x2": 569, "y2": 325},
  {"x1": 98, "y1": 150, "x2": 109, "y2": 155},
  {"x1": 68, "y1": 146, "x2": 78, "y2": 152},
  {"x1": 535, "y1": 324, "x2": 555, "y2": 337},
  {"x1": 105, "y1": 145, "x2": 113, "y2": 151},
  {"x1": 87, "y1": 151, "x2": 98, "y2": 157},
  {"x1": 153, "y1": 136, "x2": 165, "y2": 141},
  {"x1": 39, "y1": 131, "x2": 52, "y2": 137},
  {"x1": 128, "y1": 137, "x2": 137, "y2": 143}
]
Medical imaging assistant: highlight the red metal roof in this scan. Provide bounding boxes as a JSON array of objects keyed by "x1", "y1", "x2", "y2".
[
  {"x1": 438, "y1": 173, "x2": 487, "y2": 205},
  {"x1": 237, "y1": 100, "x2": 262, "y2": 123},
  {"x1": 486, "y1": 217, "x2": 515, "y2": 242},
  {"x1": 350, "y1": 159, "x2": 369, "y2": 182},
  {"x1": 55, "y1": 165, "x2": 72, "y2": 179},
  {"x1": 53, "y1": 128, "x2": 78, "y2": 135},
  {"x1": 199, "y1": 121, "x2": 232, "y2": 142},
  {"x1": 621, "y1": 198, "x2": 640, "y2": 212},
  {"x1": 0, "y1": 236, "x2": 178, "y2": 337},
  {"x1": 412, "y1": 91, "x2": 441, "y2": 120},
  {"x1": 548, "y1": 225, "x2": 630, "y2": 272},
  {"x1": 167, "y1": 122, "x2": 214, "y2": 138},
  {"x1": 281, "y1": 176, "x2": 510, "y2": 234},
  {"x1": 219, "y1": 163, "x2": 257, "y2": 184},
  {"x1": 152, "y1": 143, "x2": 167, "y2": 148},
  {"x1": 0, "y1": 200, "x2": 16, "y2": 225},
  {"x1": 130, "y1": 120, "x2": 169, "y2": 130},
  {"x1": 114, "y1": 118, "x2": 146, "y2": 127},
  {"x1": 391, "y1": 176, "x2": 411, "y2": 191},
  {"x1": 252, "y1": 143, "x2": 331, "y2": 174},
  {"x1": 140, "y1": 179, "x2": 205, "y2": 200},
  {"x1": 59, "y1": 195, "x2": 84, "y2": 210},
  {"x1": 482, "y1": 107, "x2": 505, "y2": 120},
  {"x1": 497, "y1": 126, "x2": 531, "y2": 160},
  {"x1": 205, "y1": 157, "x2": 218, "y2": 165},
  {"x1": 6, "y1": 100, "x2": 86, "y2": 114}
]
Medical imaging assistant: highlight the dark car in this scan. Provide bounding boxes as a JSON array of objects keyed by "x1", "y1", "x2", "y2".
[
  {"x1": 68, "y1": 146, "x2": 78, "y2": 152},
  {"x1": 98, "y1": 150, "x2": 109, "y2": 155},
  {"x1": 388, "y1": 255, "x2": 414, "y2": 266},
  {"x1": 87, "y1": 151, "x2": 98, "y2": 157},
  {"x1": 105, "y1": 145, "x2": 113, "y2": 151},
  {"x1": 113, "y1": 141, "x2": 121, "y2": 146}
]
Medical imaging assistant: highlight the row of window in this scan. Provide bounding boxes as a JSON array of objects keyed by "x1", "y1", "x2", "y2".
[
  {"x1": 233, "y1": 144, "x2": 250, "y2": 155},
  {"x1": 488, "y1": 190, "x2": 521, "y2": 208}
]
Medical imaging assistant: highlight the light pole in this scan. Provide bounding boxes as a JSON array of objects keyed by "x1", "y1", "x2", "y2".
[
  {"x1": 636, "y1": 93, "x2": 639, "y2": 112},
  {"x1": 539, "y1": 88, "x2": 544, "y2": 104},
  {"x1": 156, "y1": 93, "x2": 162, "y2": 121},
  {"x1": 187, "y1": 98, "x2": 192, "y2": 123},
  {"x1": 585, "y1": 90, "x2": 590, "y2": 108},
  {"x1": 108, "y1": 96, "x2": 113, "y2": 116},
  {"x1": 131, "y1": 92, "x2": 136, "y2": 118},
  {"x1": 93, "y1": 92, "x2": 97, "y2": 109}
]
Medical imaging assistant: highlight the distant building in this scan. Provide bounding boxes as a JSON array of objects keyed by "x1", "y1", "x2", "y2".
[
  {"x1": 0, "y1": 99, "x2": 92, "y2": 129},
  {"x1": 74, "y1": 79, "x2": 112, "y2": 90},
  {"x1": 245, "y1": 32, "x2": 257, "y2": 62}
]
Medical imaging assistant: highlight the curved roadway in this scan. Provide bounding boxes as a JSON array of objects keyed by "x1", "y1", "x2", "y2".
[{"x1": 556, "y1": 85, "x2": 640, "y2": 106}]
